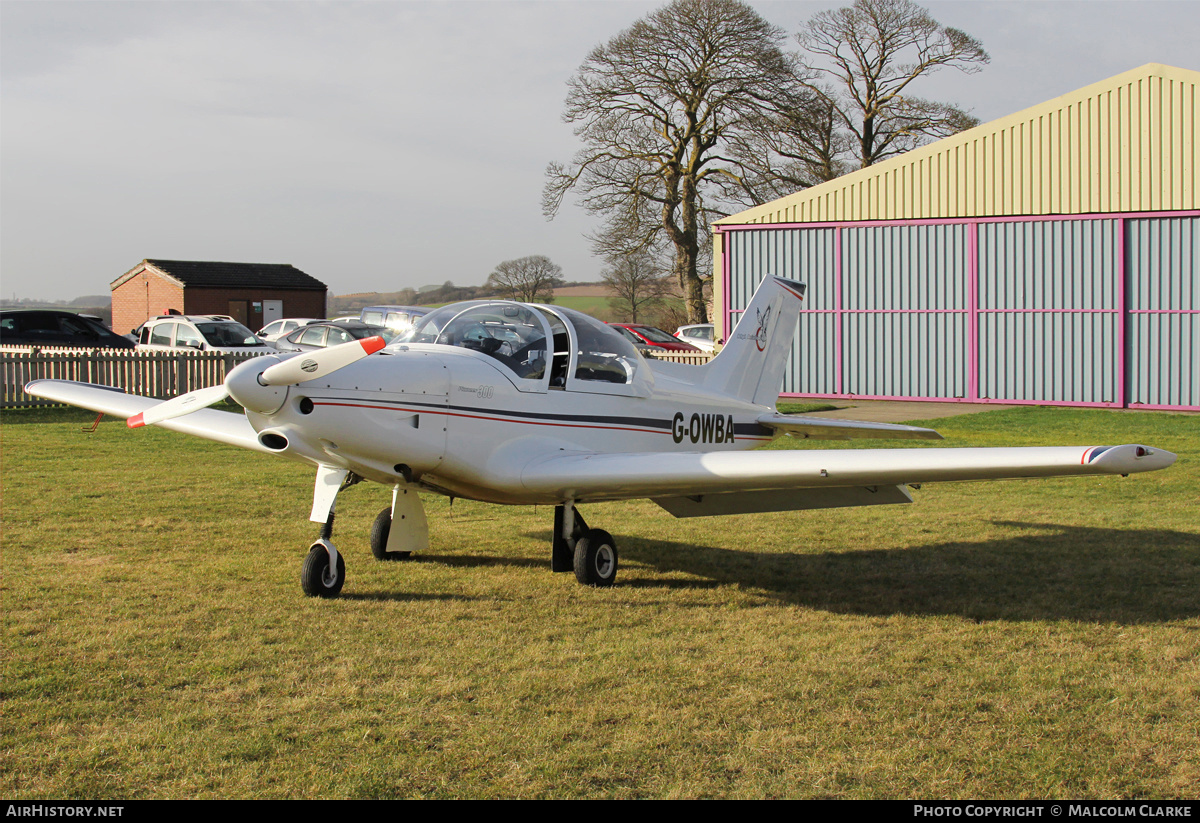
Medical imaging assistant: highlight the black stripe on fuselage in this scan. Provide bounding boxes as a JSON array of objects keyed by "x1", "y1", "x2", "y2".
[{"x1": 305, "y1": 394, "x2": 773, "y2": 437}]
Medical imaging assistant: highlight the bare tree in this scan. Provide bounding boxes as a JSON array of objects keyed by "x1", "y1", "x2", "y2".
[
  {"x1": 725, "y1": 87, "x2": 851, "y2": 204},
  {"x1": 601, "y1": 252, "x2": 673, "y2": 324},
  {"x1": 799, "y1": 0, "x2": 989, "y2": 169},
  {"x1": 485, "y1": 256, "x2": 564, "y2": 304},
  {"x1": 544, "y1": 0, "x2": 806, "y2": 324}
]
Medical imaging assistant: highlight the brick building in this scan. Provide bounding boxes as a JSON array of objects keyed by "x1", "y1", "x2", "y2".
[{"x1": 111, "y1": 259, "x2": 328, "y2": 335}]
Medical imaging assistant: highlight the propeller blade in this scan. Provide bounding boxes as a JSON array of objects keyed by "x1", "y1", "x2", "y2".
[
  {"x1": 258, "y1": 336, "x2": 387, "y2": 386},
  {"x1": 128, "y1": 384, "x2": 231, "y2": 428}
]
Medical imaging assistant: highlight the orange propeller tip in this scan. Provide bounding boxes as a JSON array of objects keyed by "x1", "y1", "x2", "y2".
[
  {"x1": 127, "y1": 413, "x2": 145, "y2": 429},
  {"x1": 363, "y1": 336, "x2": 387, "y2": 354}
]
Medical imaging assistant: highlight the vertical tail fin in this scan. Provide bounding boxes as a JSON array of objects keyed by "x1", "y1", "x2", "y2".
[{"x1": 699, "y1": 276, "x2": 805, "y2": 407}]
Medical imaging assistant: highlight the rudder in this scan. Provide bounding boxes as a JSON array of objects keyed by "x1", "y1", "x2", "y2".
[{"x1": 699, "y1": 275, "x2": 806, "y2": 407}]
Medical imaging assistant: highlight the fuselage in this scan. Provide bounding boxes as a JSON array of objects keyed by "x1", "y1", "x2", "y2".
[{"x1": 238, "y1": 343, "x2": 777, "y2": 505}]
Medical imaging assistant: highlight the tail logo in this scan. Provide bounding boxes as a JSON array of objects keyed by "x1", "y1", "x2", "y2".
[{"x1": 754, "y1": 305, "x2": 772, "y2": 352}]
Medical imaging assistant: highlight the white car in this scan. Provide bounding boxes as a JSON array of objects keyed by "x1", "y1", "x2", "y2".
[
  {"x1": 674, "y1": 323, "x2": 716, "y2": 353},
  {"x1": 137, "y1": 315, "x2": 272, "y2": 354},
  {"x1": 256, "y1": 318, "x2": 322, "y2": 342}
]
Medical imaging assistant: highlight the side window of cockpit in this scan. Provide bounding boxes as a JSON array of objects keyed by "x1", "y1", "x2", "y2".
[{"x1": 569, "y1": 312, "x2": 636, "y2": 385}]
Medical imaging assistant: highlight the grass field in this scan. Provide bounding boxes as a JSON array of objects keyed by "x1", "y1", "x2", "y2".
[{"x1": 2, "y1": 405, "x2": 1197, "y2": 798}]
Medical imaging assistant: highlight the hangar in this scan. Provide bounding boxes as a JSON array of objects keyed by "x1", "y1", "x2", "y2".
[{"x1": 713, "y1": 63, "x2": 1198, "y2": 411}]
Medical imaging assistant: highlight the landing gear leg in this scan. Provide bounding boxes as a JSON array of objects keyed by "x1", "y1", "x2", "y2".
[
  {"x1": 300, "y1": 465, "x2": 351, "y2": 598},
  {"x1": 552, "y1": 502, "x2": 587, "y2": 572},
  {"x1": 370, "y1": 486, "x2": 428, "y2": 561}
]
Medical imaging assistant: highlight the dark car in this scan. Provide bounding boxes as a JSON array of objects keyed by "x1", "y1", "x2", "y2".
[
  {"x1": 273, "y1": 321, "x2": 392, "y2": 352},
  {"x1": 0, "y1": 310, "x2": 136, "y2": 349}
]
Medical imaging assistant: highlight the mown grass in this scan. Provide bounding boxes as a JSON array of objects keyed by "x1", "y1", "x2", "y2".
[{"x1": 2, "y1": 405, "x2": 1197, "y2": 798}]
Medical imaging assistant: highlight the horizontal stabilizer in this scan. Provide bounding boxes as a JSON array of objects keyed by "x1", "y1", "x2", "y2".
[{"x1": 758, "y1": 413, "x2": 942, "y2": 441}]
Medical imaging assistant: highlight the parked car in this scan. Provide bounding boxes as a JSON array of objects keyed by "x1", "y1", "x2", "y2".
[
  {"x1": 0, "y1": 310, "x2": 136, "y2": 349},
  {"x1": 608, "y1": 323, "x2": 701, "y2": 352},
  {"x1": 359, "y1": 305, "x2": 428, "y2": 334},
  {"x1": 136, "y1": 315, "x2": 272, "y2": 354},
  {"x1": 256, "y1": 317, "x2": 322, "y2": 342},
  {"x1": 674, "y1": 323, "x2": 716, "y2": 353},
  {"x1": 273, "y1": 321, "x2": 392, "y2": 353}
]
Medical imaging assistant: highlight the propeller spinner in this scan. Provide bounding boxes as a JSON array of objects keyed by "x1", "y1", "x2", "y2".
[{"x1": 127, "y1": 336, "x2": 387, "y2": 428}]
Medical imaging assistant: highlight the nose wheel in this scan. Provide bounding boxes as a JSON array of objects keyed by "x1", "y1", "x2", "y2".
[{"x1": 301, "y1": 539, "x2": 345, "y2": 597}]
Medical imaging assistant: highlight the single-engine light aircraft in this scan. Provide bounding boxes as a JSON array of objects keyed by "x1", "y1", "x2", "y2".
[{"x1": 27, "y1": 276, "x2": 1176, "y2": 597}]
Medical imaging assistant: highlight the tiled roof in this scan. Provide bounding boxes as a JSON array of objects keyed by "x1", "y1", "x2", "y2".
[{"x1": 144, "y1": 260, "x2": 327, "y2": 290}]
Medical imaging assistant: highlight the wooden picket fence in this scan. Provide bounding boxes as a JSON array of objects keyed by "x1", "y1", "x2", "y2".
[
  {"x1": 1, "y1": 346, "x2": 715, "y2": 409},
  {"x1": 642, "y1": 350, "x2": 713, "y2": 366},
  {"x1": 0, "y1": 347, "x2": 269, "y2": 408}
]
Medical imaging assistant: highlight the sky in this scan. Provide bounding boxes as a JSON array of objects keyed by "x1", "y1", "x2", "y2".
[{"x1": 1, "y1": 0, "x2": 1196, "y2": 301}]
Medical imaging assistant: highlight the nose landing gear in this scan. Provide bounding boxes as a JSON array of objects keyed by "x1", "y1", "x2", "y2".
[{"x1": 300, "y1": 470, "x2": 430, "y2": 597}]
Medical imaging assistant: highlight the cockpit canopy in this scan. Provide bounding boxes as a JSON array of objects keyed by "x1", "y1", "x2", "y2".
[{"x1": 393, "y1": 301, "x2": 651, "y2": 396}]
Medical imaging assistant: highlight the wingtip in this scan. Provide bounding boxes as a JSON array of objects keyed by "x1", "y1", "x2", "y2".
[
  {"x1": 127, "y1": 413, "x2": 145, "y2": 429},
  {"x1": 1086, "y1": 444, "x2": 1177, "y2": 473}
]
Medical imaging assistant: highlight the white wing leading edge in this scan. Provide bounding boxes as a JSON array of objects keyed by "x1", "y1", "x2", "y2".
[{"x1": 24, "y1": 380, "x2": 272, "y2": 454}]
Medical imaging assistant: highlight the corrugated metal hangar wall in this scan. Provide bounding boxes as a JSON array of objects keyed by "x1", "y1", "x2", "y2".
[
  {"x1": 719, "y1": 214, "x2": 1198, "y2": 409},
  {"x1": 715, "y1": 64, "x2": 1199, "y2": 411}
]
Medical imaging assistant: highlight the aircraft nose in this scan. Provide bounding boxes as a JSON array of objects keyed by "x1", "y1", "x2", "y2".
[{"x1": 225, "y1": 356, "x2": 288, "y2": 415}]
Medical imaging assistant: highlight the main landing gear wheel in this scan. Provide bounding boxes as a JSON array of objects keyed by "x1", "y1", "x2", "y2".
[
  {"x1": 574, "y1": 529, "x2": 618, "y2": 587},
  {"x1": 369, "y1": 506, "x2": 412, "y2": 561},
  {"x1": 301, "y1": 541, "x2": 345, "y2": 598}
]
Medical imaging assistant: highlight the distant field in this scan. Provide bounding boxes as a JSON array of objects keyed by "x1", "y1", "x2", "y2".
[
  {"x1": 552, "y1": 288, "x2": 689, "y2": 326},
  {"x1": 554, "y1": 284, "x2": 609, "y2": 298},
  {"x1": 3, "y1": 405, "x2": 1197, "y2": 798},
  {"x1": 551, "y1": 293, "x2": 613, "y2": 317}
]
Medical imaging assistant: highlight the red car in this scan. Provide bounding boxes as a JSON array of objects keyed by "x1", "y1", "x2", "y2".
[{"x1": 608, "y1": 323, "x2": 701, "y2": 352}]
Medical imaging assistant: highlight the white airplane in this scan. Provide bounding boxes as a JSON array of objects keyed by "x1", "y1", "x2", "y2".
[{"x1": 26, "y1": 276, "x2": 1176, "y2": 598}]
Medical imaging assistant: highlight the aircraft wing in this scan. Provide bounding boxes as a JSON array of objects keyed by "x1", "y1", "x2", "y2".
[
  {"x1": 757, "y1": 413, "x2": 942, "y2": 440},
  {"x1": 24, "y1": 379, "x2": 272, "y2": 454},
  {"x1": 517, "y1": 443, "x2": 1176, "y2": 506}
]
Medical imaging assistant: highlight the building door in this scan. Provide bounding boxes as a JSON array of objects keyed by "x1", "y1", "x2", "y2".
[
  {"x1": 262, "y1": 300, "x2": 283, "y2": 325},
  {"x1": 227, "y1": 300, "x2": 249, "y2": 325}
]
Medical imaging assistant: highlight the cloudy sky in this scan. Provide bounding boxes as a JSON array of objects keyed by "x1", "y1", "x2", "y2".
[{"x1": 1, "y1": 0, "x2": 1195, "y2": 300}]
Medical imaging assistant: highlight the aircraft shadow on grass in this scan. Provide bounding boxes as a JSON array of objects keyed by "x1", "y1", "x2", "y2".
[{"x1": 511, "y1": 521, "x2": 1200, "y2": 624}]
